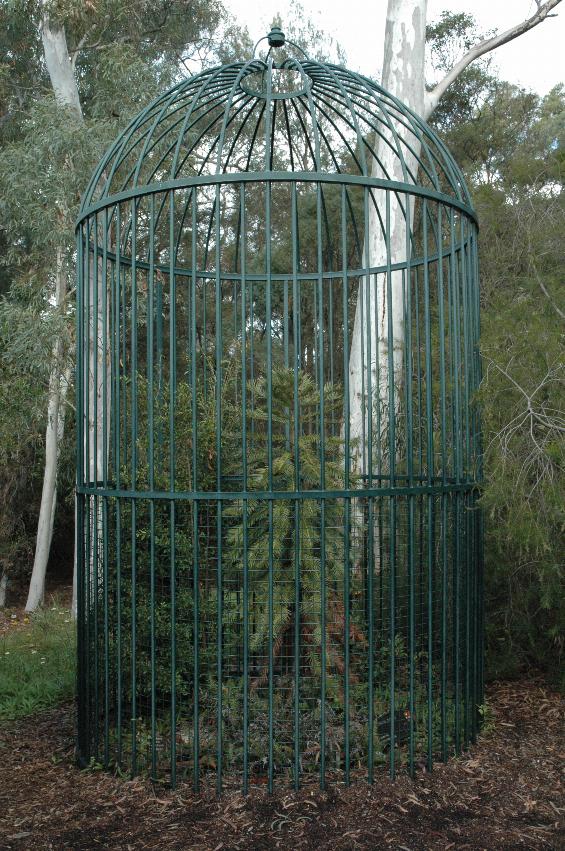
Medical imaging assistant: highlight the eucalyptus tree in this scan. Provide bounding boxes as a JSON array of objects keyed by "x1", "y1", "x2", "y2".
[
  {"x1": 0, "y1": 0, "x2": 241, "y2": 610},
  {"x1": 349, "y1": 0, "x2": 563, "y2": 475}
]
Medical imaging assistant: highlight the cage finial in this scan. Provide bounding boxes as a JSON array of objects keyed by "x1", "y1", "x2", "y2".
[{"x1": 267, "y1": 27, "x2": 285, "y2": 47}]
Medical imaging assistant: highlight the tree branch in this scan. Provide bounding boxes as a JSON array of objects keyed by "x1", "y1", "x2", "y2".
[
  {"x1": 530, "y1": 259, "x2": 565, "y2": 321},
  {"x1": 68, "y1": 9, "x2": 178, "y2": 60},
  {"x1": 425, "y1": 0, "x2": 563, "y2": 118},
  {"x1": 69, "y1": 26, "x2": 96, "y2": 71}
]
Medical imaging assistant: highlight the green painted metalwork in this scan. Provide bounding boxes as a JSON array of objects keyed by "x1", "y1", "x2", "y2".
[{"x1": 76, "y1": 29, "x2": 483, "y2": 793}]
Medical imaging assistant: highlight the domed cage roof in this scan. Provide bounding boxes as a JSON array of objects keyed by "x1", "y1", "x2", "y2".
[{"x1": 79, "y1": 28, "x2": 473, "y2": 220}]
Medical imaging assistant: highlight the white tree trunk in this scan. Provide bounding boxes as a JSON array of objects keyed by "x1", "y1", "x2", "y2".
[
  {"x1": 348, "y1": 0, "x2": 427, "y2": 476},
  {"x1": 40, "y1": 9, "x2": 82, "y2": 118},
  {"x1": 0, "y1": 571, "x2": 8, "y2": 608},
  {"x1": 27, "y1": 9, "x2": 84, "y2": 611},
  {"x1": 26, "y1": 250, "x2": 70, "y2": 611}
]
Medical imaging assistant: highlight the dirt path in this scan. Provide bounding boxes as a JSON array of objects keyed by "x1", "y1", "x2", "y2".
[{"x1": 0, "y1": 680, "x2": 563, "y2": 850}]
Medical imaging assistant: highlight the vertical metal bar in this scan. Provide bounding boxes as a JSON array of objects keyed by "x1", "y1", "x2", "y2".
[
  {"x1": 341, "y1": 186, "x2": 351, "y2": 786},
  {"x1": 170, "y1": 499, "x2": 176, "y2": 785},
  {"x1": 316, "y1": 180, "x2": 327, "y2": 790},
  {"x1": 191, "y1": 190, "x2": 200, "y2": 791},
  {"x1": 114, "y1": 204, "x2": 123, "y2": 769},
  {"x1": 103, "y1": 492, "x2": 109, "y2": 768},
  {"x1": 468, "y1": 228, "x2": 478, "y2": 742},
  {"x1": 148, "y1": 195, "x2": 157, "y2": 782},
  {"x1": 102, "y1": 209, "x2": 108, "y2": 494},
  {"x1": 92, "y1": 212, "x2": 98, "y2": 487},
  {"x1": 156, "y1": 270, "x2": 164, "y2": 471},
  {"x1": 385, "y1": 190, "x2": 396, "y2": 779},
  {"x1": 130, "y1": 199, "x2": 138, "y2": 776},
  {"x1": 240, "y1": 184, "x2": 249, "y2": 795},
  {"x1": 471, "y1": 225, "x2": 482, "y2": 738},
  {"x1": 107, "y1": 232, "x2": 116, "y2": 768},
  {"x1": 100, "y1": 208, "x2": 110, "y2": 752},
  {"x1": 266, "y1": 203, "x2": 275, "y2": 794},
  {"x1": 84, "y1": 217, "x2": 93, "y2": 760},
  {"x1": 413, "y1": 259, "x2": 425, "y2": 720},
  {"x1": 328, "y1": 242, "x2": 335, "y2": 393},
  {"x1": 116, "y1": 497, "x2": 122, "y2": 766},
  {"x1": 291, "y1": 182, "x2": 301, "y2": 791},
  {"x1": 441, "y1": 491, "x2": 448, "y2": 760},
  {"x1": 92, "y1": 214, "x2": 100, "y2": 761},
  {"x1": 119, "y1": 225, "x2": 127, "y2": 485},
  {"x1": 283, "y1": 278, "x2": 289, "y2": 370},
  {"x1": 284, "y1": 278, "x2": 290, "y2": 450},
  {"x1": 436, "y1": 206, "x2": 448, "y2": 761},
  {"x1": 422, "y1": 201, "x2": 434, "y2": 771},
  {"x1": 362, "y1": 187, "x2": 374, "y2": 784},
  {"x1": 449, "y1": 209, "x2": 462, "y2": 755},
  {"x1": 249, "y1": 277, "x2": 255, "y2": 447},
  {"x1": 169, "y1": 189, "x2": 178, "y2": 786},
  {"x1": 414, "y1": 266, "x2": 423, "y2": 478},
  {"x1": 114, "y1": 205, "x2": 121, "y2": 486},
  {"x1": 402, "y1": 189, "x2": 415, "y2": 776},
  {"x1": 101, "y1": 209, "x2": 109, "y2": 770},
  {"x1": 264, "y1": 62, "x2": 275, "y2": 794},
  {"x1": 374, "y1": 198, "x2": 384, "y2": 686},
  {"x1": 215, "y1": 182, "x2": 223, "y2": 796},
  {"x1": 408, "y1": 491, "x2": 415, "y2": 775},
  {"x1": 460, "y1": 216, "x2": 471, "y2": 751},
  {"x1": 130, "y1": 496, "x2": 137, "y2": 776}
]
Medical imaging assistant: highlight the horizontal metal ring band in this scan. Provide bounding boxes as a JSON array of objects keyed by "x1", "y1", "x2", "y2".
[
  {"x1": 76, "y1": 170, "x2": 478, "y2": 228},
  {"x1": 81, "y1": 242, "x2": 473, "y2": 280},
  {"x1": 76, "y1": 482, "x2": 480, "y2": 501}
]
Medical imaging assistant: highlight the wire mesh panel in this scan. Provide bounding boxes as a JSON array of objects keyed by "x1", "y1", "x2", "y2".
[{"x1": 76, "y1": 30, "x2": 483, "y2": 793}]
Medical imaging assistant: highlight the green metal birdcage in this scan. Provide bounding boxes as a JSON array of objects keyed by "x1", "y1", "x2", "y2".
[{"x1": 76, "y1": 28, "x2": 483, "y2": 793}]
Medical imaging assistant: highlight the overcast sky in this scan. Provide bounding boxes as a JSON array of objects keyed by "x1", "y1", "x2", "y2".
[{"x1": 223, "y1": 0, "x2": 564, "y2": 95}]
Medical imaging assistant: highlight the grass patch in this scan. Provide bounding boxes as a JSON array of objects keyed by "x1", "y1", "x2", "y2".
[{"x1": 0, "y1": 602, "x2": 76, "y2": 721}]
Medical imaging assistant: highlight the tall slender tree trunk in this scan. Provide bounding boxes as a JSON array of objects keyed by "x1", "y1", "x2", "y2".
[
  {"x1": 26, "y1": 249, "x2": 70, "y2": 610},
  {"x1": 0, "y1": 571, "x2": 8, "y2": 608},
  {"x1": 26, "y1": 8, "x2": 83, "y2": 611},
  {"x1": 348, "y1": 0, "x2": 427, "y2": 477}
]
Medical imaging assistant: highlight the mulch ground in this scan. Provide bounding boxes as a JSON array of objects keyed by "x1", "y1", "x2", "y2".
[{"x1": 0, "y1": 680, "x2": 563, "y2": 850}]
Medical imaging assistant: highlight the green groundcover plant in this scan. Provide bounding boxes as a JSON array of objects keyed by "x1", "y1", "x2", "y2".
[{"x1": 0, "y1": 601, "x2": 76, "y2": 721}]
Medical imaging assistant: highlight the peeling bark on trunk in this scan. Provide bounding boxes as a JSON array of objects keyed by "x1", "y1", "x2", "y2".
[{"x1": 40, "y1": 9, "x2": 82, "y2": 118}]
